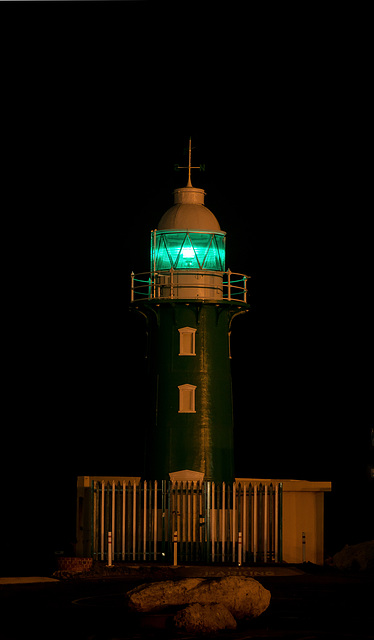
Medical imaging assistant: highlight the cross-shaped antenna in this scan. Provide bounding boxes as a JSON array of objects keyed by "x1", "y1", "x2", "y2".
[{"x1": 175, "y1": 137, "x2": 203, "y2": 187}]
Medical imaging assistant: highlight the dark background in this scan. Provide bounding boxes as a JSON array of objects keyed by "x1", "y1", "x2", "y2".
[{"x1": 2, "y1": 8, "x2": 372, "y2": 575}]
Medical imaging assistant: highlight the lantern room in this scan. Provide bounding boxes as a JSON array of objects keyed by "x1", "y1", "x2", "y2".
[
  {"x1": 131, "y1": 154, "x2": 248, "y2": 304},
  {"x1": 148, "y1": 185, "x2": 226, "y2": 300},
  {"x1": 151, "y1": 186, "x2": 225, "y2": 273}
]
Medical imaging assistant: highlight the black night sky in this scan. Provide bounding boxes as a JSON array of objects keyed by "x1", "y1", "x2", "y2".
[{"x1": 2, "y1": 10, "x2": 372, "y2": 575}]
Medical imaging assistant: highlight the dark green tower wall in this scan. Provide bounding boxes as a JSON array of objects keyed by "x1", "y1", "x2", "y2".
[{"x1": 136, "y1": 300, "x2": 248, "y2": 483}]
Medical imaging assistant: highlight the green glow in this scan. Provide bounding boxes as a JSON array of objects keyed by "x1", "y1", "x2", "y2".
[{"x1": 151, "y1": 231, "x2": 226, "y2": 272}]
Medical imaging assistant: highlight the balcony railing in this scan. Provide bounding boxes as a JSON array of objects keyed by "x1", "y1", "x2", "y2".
[{"x1": 130, "y1": 269, "x2": 249, "y2": 303}]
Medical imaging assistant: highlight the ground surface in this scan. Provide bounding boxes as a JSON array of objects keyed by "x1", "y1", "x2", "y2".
[{"x1": 0, "y1": 564, "x2": 373, "y2": 639}]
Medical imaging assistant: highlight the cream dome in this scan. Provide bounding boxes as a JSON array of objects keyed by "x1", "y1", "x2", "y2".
[{"x1": 157, "y1": 187, "x2": 221, "y2": 232}]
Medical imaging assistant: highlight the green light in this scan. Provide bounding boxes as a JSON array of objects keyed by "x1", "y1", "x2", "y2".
[
  {"x1": 182, "y1": 247, "x2": 194, "y2": 259},
  {"x1": 151, "y1": 231, "x2": 226, "y2": 272}
]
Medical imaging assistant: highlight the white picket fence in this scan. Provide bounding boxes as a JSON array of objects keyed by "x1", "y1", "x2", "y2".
[{"x1": 90, "y1": 480, "x2": 283, "y2": 564}]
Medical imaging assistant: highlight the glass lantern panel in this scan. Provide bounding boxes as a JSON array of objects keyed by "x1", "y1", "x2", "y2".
[
  {"x1": 152, "y1": 234, "x2": 170, "y2": 270},
  {"x1": 151, "y1": 231, "x2": 226, "y2": 271},
  {"x1": 175, "y1": 235, "x2": 200, "y2": 269},
  {"x1": 211, "y1": 234, "x2": 226, "y2": 270},
  {"x1": 189, "y1": 233, "x2": 213, "y2": 268}
]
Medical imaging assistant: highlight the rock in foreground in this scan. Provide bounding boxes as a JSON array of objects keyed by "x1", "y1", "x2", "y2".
[
  {"x1": 127, "y1": 576, "x2": 270, "y2": 620},
  {"x1": 127, "y1": 578, "x2": 204, "y2": 612},
  {"x1": 174, "y1": 603, "x2": 237, "y2": 633},
  {"x1": 191, "y1": 575, "x2": 270, "y2": 619},
  {"x1": 332, "y1": 540, "x2": 374, "y2": 572}
]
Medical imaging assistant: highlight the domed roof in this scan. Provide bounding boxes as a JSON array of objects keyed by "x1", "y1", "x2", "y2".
[
  {"x1": 157, "y1": 187, "x2": 221, "y2": 232},
  {"x1": 158, "y1": 204, "x2": 221, "y2": 232}
]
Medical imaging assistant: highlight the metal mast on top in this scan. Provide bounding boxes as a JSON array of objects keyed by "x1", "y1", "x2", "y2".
[{"x1": 175, "y1": 137, "x2": 201, "y2": 187}]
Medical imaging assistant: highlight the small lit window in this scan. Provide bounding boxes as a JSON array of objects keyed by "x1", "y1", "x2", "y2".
[
  {"x1": 178, "y1": 384, "x2": 196, "y2": 413},
  {"x1": 178, "y1": 327, "x2": 196, "y2": 356}
]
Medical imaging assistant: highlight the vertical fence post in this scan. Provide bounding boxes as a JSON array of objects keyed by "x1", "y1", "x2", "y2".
[
  {"x1": 112, "y1": 481, "x2": 116, "y2": 560},
  {"x1": 211, "y1": 482, "x2": 215, "y2": 563},
  {"x1": 181, "y1": 482, "x2": 185, "y2": 561},
  {"x1": 187, "y1": 481, "x2": 192, "y2": 561},
  {"x1": 177, "y1": 482, "x2": 181, "y2": 543},
  {"x1": 269, "y1": 484, "x2": 274, "y2": 562},
  {"x1": 199, "y1": 483, "x2": 203, "y2": 546},
  {"x1": 302, "y1": 532, "x2": 306, "y2": 563},
  {"x1": 222, "y1": 482, "x2": 226, "y2": 562},
  {"x1": 264, "y1": 484, "x2": 268, "y2": 563},
  {"x1": 154, "y1": 480, "x2": 158, "y2": 561},
  {"x1": 131, "y1": 272, "x2": 134, "y2": 302},
  {"x1": 238, "y1": 531, "x2": 242, "y2": 566},
  {"x1": 122, "y1": 481, "x2": 126, "y2": 561},
  {"x1": 232, "y1": 481, "x2": 236, "y2": 563},
  {"x1": 167, "y1": 481, "x2": 172, "y2": 562},
  {"x1": 133, "y1": 483, "x2": 137, "y2": 561},
  {"x1": 248, "y1": 483, "x2": 252, "y2": 562},
  {"x1": 173, "y1": 531, "x2": 178, "y2": 566},
  {"x1": 143, "y1": 480, "x2": 147, "y2": 561},
  {"x1": 279, "y1": 483, "x2": 283, "y2": 563},
  {"x1": 243, "y1": 483, "x2": 247, "y2": 564},
  {"x1": 92, "y1": 481, "x2": 97, "y2": 560},
  {"x1": 274, "y1": 483, "x2": 279, "y2": 562},
  {"x1": 205, "y1": 482, "x2": 211, "y2": 563},
  {"x1": 170, "y1": 483, "x2": 176, "y2": 551},
  {"x1": 101, "y1": 481, "x2": 105, "y2": 561},
  {"x1": 161, "y1": 481, "x2": 165, "y2": 559},
  {"x1": 253, "y1": 484, "x2": 258, "y2": 563},
  {"x1": 107, "y1": 531, "x2": 113, "y2": 567}
]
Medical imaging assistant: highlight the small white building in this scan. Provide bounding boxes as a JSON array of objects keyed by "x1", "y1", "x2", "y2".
[{"x1": 237, "y1": 478, "x2": 332, "y2": 565}]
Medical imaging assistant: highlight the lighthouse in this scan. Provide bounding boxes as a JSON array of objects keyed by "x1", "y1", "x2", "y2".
[
  {"x1": 131, "y1": 140, "x2": 249, "y2": 483},
  {"x1": 76, "y1": 140, "x2": 331, "y2": 567}
]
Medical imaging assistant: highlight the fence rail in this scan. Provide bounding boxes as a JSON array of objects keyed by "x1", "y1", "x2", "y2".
[
  {"x1": 90, "y1": 481, "x2": 282, "y2": 564},
  {"x1": 130, "y1": 269, "x2": 248, "y2": 303}
]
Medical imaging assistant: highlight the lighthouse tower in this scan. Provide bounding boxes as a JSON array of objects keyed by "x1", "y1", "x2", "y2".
[{"x1": 131, "y1": 140, "x2": 249, "y2": 483}]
